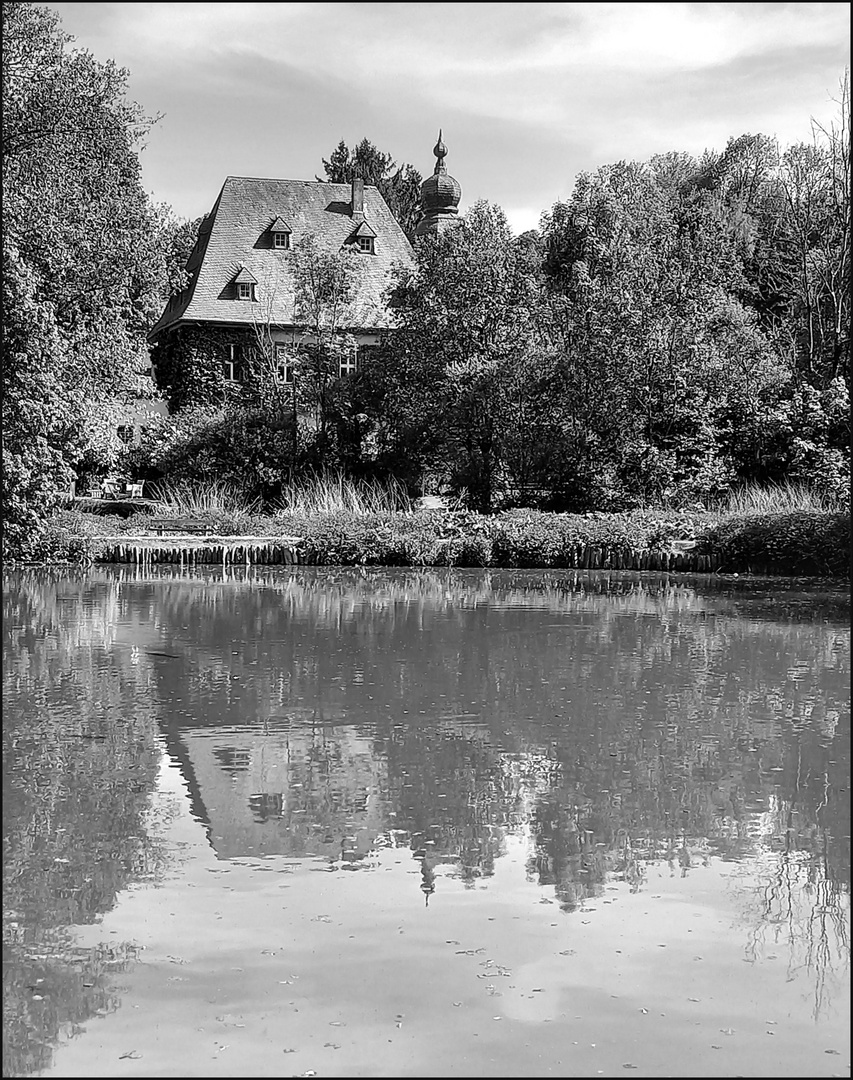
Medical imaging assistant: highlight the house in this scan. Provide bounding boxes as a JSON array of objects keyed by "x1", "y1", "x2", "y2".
[
  {"x1": 148, "y1": 136, "x2": 463, "y2": 411},
  {"x1": 148, "y1": 175, "x2": 413, "y2": 410}
]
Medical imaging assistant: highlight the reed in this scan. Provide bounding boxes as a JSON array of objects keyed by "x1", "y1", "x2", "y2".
[
  {"x1": 275, "y1": 472, "x2": 413, "y2": 516},
  {"x1": 148, "y1": 479, "x2": 263, "y2": 517},
  {"x1": 719, "y1": 480, "x2": 843, "y2": 515}
]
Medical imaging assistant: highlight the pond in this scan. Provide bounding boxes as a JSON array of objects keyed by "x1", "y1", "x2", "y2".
[{"x1": 3, "y1": 567, "x2": 850, "y2": 1078}]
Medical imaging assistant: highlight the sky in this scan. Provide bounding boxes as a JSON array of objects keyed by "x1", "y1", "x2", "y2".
[{"x1": 48, "y1": 2, "x2": 850, "y2": 235}]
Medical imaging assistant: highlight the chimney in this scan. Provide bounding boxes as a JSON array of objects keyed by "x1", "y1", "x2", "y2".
[{"x1": 351, "y1": 177, "x2": 365, "y2": 221}]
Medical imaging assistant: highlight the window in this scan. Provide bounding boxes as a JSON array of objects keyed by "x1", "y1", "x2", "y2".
[
  {"x1": 357, "y1": 344, "x2": 379, "y2": 367},
  {"x1": 269, "y1": 217, "x2": 292, "y2": 249},
  {"x1": 339, "y1": 351, "x2": 357, "y2": 377},
  {"x1": 237, "y1": 281, "x2": 255, "y2": 301},
  {"x1": 117, "y1": 424, "x2": 134, "y2": 445},
  {"x1": 223, "y1": 343, "x2": 242, "y2": 382},
  {"x1": 275, "y1": 342, "x2": 295, "y2": 384},
  {"x1": 357, "y1": 236, "x2": 374, "y2": 254}
]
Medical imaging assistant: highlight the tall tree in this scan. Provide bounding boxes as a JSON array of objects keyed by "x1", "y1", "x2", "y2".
[
  {"x1": 370, "y1": 201, "x2": 543, "y2": 509},
  {"x1": 289, "y1": 234, "x2": 363, "y2": 464},
  {"x1": 2, "y1": 2, "x2": 166, "y2": 551},
  {"x1": 539, "y1": 159, "x2": 787, "y2": 505},
  {"x1": 320, "y1": 137, "x2": 422, "y2": 242}
]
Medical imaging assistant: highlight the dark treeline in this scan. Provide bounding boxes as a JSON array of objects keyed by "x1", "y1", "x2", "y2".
[{"x1": 2, "y1": 2, "x2": 849, "y2": 557}]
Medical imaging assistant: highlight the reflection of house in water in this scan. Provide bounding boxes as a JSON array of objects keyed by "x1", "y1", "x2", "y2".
[{"x1": 175, "y1": 724, "x2": 388, "y2": 862}]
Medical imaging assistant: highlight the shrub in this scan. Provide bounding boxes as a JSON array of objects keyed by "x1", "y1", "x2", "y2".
[
  {"x1": 20, "y1": 509, "x2": 114, "y2": 564},
  {"x1": 698, "y1": 511, "x2": 850, "y2": 576},
  {"x1": 143, "y1": 404, "x2": 296, "y2": 500}
]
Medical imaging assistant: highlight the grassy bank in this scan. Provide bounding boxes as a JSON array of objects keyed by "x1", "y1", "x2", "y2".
[{"x1": 25, "y1": 505, "x2": 851, "y2": 577}]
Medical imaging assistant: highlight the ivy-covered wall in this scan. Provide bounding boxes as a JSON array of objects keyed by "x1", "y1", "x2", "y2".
[
  {"x1": 150, "y1": 325, "x2": 382, "y2": 414},
  {"x1": 150, "y1": 325, "x2": 261, "y2": 411}
]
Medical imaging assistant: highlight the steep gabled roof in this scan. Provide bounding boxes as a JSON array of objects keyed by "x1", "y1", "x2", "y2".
[{"x1": 149, "y1": 176, "x2": 414, "y2": 339}]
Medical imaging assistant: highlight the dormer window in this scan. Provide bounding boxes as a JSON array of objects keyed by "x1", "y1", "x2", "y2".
[
  {"x1": 269, "y1": 216, "x2": 292, "y2": 251},
  {"x1": 349, "y1": 220, "x2": 377, "y2": 255},
  {"x1": 233, "y1": 265, "x2": 258, "y2": 301}
]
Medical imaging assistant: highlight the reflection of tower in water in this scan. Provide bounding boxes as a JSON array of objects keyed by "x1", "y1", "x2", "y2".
[{"x1": 414, "y1": 847, "x2": 436, "y2": 906}]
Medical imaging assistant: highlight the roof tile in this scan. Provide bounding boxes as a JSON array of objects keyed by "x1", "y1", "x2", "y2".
[{"x1": 150, "y1": 176, "x2": 414, "y2": 338}]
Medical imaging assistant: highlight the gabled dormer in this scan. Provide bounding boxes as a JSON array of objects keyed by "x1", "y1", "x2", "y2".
[
  {"x1": 348, "y1": 220, "x2": 377, "y2": 255},
  {"x1": 346, "y1": 177, "x2": 376, "y2": 253},
  {"x1": 233, "y1": 265, "x2": 258, "y2": 301},
  {"x1": 269, "y1": 216, "x2": 292, "y2": 250}
]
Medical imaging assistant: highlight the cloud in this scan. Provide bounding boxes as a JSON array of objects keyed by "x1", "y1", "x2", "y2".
[{"x1": 49, "y1": 2, "x2": 850, "y2": 230}]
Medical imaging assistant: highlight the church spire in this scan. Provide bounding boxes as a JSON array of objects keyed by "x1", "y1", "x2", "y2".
[
  {"x1": 415, "y1": 129, "x2": 462, "y2": 239},
  {"x1": 433, "y1": 130, "x2": 447, "y2": 173}
]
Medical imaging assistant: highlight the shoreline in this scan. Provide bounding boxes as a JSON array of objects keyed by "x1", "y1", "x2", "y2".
[{"x1": 13, "y1": 507, "x2": 850, "y2": 578}]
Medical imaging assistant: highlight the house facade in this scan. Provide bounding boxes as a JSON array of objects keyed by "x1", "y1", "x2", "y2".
[
  {"x1": 148, "y1": 137, "x2": 463, "y2": 411},
  {"x1": 148, "y1": 175, "x2": 414, "y2": 410}
]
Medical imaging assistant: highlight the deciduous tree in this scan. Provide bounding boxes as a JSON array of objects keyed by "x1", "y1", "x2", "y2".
[{"x1": 2, "y1": 2, "x2": 168, "y2": 549}]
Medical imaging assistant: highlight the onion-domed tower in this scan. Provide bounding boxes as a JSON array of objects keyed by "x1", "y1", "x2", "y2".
[{"x1": 415, "y1": 131, "x2": 462, "y2": 239}]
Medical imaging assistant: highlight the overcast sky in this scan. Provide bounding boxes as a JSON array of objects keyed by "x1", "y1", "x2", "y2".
[{"x1": 49, "y1": 2, "x2": 850, "y2": 234}]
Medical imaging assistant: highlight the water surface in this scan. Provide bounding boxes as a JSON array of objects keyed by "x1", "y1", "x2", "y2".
[{"x1": 3, "y1": 567, "x2": 850, "y2": 1077}]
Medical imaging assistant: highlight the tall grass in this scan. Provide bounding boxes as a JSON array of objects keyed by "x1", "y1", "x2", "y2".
[
  {"x1": 720, "y1": 480, "x2": 845, "y2": 515},
  {"x1": 149, "y1": 479, "x2": 262, "y2": 517},
  {"x1": 275, "y1": 472, "x2": 413, "y2": 516}
]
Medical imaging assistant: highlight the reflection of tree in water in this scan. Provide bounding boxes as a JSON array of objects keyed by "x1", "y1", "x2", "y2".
[
  {"x1": 15, "y1": 565, "x2": 846, "y2": 1022},
  {"x1": 136, "y1": 566, "x2": 848, "y2": 890},
  {"x1": 526, "y1": 795, "x2": 608, "y2": 910},
  {"x1": 3, "y1": 573, "x2": 164, "y2": 1076},
  {"x1": 2, "y1": 937, "x2": 140, "y2": 1076},
  {"x1": 744, "y1": 843, "x2": 849, "y2": 1022},
  {"x1": 738, "y1": 721, "x2": 851, "y2": 1021},
  {"x1": 378, "y1": 724, "x2": 514, "y2": 887}
]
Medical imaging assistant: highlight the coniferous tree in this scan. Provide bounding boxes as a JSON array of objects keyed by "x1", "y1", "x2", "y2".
[{"x1": 320, "y1": 137, "x2": 422, "y2": 241}]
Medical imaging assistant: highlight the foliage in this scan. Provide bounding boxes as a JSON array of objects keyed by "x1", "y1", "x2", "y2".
[
  {"x1": 24, "y1": 501, "x2": 850, "y2": 577},
  {"x1": 320, "y1": 137, "x2": 422, "y2": 241},
  {"x1": 539, "y1": 162, "x2": 787, "y2": 506},
  {"x1": 2, "y1": 2, "x2": 167, "y2": 555},
  {"x1": 369, "y1": 201, "x2": 544, "y2": 511},
  {"x1": 3, "y1": 3, "x2": 164, "y2": 397},
  {"x1": 157, "y1": 211, "x2": 203, "y2": 300},
  {"x1": 2, "y1": 241, "x2": 77, "y2": 558},
  {"x1": 151, "y1": 324, "x2": 265, "y2": 411},
  {"x1": 136, "y1": 403, "x2": 296, "y2": 501},
  {"x1": 4, "y1": 10, "x2": 847, "y2": 542},
  {"x1": 698, "y1": 511, "x2": 850, "y2": 576}
]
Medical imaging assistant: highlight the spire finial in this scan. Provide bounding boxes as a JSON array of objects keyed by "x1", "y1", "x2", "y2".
[{"x1": 433, "y1": 129, "x2": 447, "y2": 174}]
